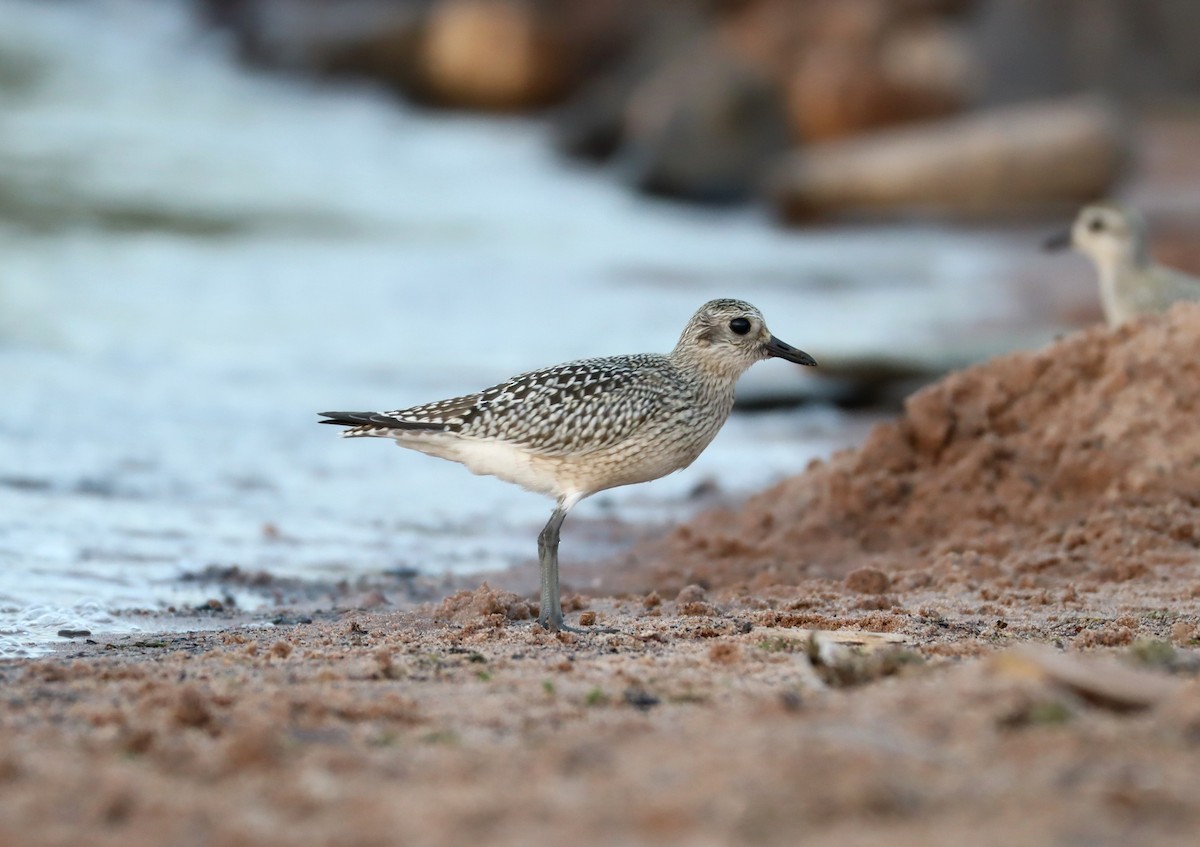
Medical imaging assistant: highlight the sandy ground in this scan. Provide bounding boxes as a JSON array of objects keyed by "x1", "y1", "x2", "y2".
[{"x1": 5, "y1": 306, "x2": 1200, "y2": 846}]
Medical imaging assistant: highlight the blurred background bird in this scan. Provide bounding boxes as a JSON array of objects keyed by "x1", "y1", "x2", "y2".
[{"x1": 1045, "y1": 204, "x2": 1200, "y2": 326}]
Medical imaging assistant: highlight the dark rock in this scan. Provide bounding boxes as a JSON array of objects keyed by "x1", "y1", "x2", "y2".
[
  {"x1": 552, "y1": 62, "x2": 640, "y2": 162},
  {"x1": 200, "y1": 0, "x2": 430, "y2": 89},
  {"x1": 622, "y1": 687, "x2": 660, "y2": 711},
  {"x1": 552, "y1": 3, "x2": 708, "y2": 161},
  {"x1": 622, "y1": 40, "x2": 791, "y2": 203}
]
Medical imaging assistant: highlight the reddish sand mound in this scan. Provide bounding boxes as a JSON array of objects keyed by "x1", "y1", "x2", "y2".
[{"x1": 616, "y1": 303, "x2": 1200, "y2": 597}]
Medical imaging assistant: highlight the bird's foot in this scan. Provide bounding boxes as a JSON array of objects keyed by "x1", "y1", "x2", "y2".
[{"x1": 535, "y1": 615, "x2": 616, "y2": 635}]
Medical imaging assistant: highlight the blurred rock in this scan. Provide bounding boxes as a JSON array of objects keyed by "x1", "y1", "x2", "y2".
[
  {"x1": 991, "y1": 646, "x2": 1180, "y2": 713},
  {"x1": 716, "y1": 0, "x2": 977, "y2": 142},
  {"x1": 561, "y1": 0, "x2": 979, "y2": 202},
  {"x1": 786, "y1": 23, "x2": 975, "y2": 143},
  {"x1": 769, "y1": 96, "x2": 1131, "y2": 222},
  {"x1": 552, "y1": 64, "x2": 640, "y2": 162},
  {"x1": 200, "y1": 0, "x2": 430, "y2": 88},
  {"x1": 552, "y1": 3, "x2": 709, "y2": 162},
  {"x1": 419, "y1": 0, "x2": 580, "y2": 110},
  {"x1": 622, "y1": 41, "x2": 791, "y2": 203},
  {"x1": 972, "y1": 0, "x2": 1200, "y2": 104}
]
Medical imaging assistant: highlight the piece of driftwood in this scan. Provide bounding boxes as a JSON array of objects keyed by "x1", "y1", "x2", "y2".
[
  {"x1": 991, "y1": 646, "x2": 1180, "y2": 713},
  {"x1": 769, "y1": 96, "x2": 1131, "y2": 222}
]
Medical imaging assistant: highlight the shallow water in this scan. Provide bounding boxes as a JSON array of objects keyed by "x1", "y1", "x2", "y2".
[{"x1": 0, "y1": 0, "x2": 1047, "y2": 655}]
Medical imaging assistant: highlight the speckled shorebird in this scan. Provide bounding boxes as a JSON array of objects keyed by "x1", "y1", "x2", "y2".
[
  {"x1": 1044, "y1": 203, "x2": 1200, "y2": 326},
  {"x1": 320, "y1": 299, "x2": 816, "y2": 633}
]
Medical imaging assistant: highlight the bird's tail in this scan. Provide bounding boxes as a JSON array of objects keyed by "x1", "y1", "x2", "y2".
[{"x1": 318, "y1": 411, "x2": 443, "y2": 437}]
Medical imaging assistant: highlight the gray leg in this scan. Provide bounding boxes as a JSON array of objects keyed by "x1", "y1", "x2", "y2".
[
  {"x1": 537, "y1": 503, "x2": 569, "y2": 631},
  {"x1": 535, "y1": 499, "x2": 613, "y2": 634}
]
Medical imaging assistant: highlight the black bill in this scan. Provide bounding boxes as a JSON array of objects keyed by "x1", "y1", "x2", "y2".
[
  {"x1": 765, "y1": 336, "x2": 817, "y2": 367},
  {"x1": 1042, "y1": 230, "x2": 1073, "y2": 251}
]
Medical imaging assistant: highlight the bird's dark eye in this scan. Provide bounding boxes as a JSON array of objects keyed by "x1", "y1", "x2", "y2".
[
  {"x1": 729, "y1": 317, "x2": 752, "y2": 335},
  {"x1": 1088, "y1": 217, "x2": 1105, "y2": 233}
]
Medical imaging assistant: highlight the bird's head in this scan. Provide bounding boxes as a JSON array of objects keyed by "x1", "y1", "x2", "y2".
[
  {"x1": 673, "y1": 298, "x2": 816, "y2": 379},
  {"x1": 1045, "y1": 203, "x2": 1150, "y2": 269}
]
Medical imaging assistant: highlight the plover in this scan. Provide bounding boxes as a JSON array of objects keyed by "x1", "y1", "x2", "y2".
[
  {"x1": 320, "y1": 298, "x2": 816, "y2": 633},
  {"x1": 1044, "y1": 203, "x2": 1200, "y2": 326}
]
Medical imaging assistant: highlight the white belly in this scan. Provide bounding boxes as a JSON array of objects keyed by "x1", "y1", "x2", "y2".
[{"x1": 392, "y1": 421, "x2": 721, "y2": 500}]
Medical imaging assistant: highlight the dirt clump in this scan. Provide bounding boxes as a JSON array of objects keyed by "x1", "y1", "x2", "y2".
[
  {"x1": 616, "y1": 303, "x2": 1200, "y2": 601},
  {"x1": 435, "y1": 582, "x2": 534, "y2": 623}
]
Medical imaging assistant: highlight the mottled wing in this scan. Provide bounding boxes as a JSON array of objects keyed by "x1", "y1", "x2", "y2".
[{"x1": 388, "y1": 354, "x2": 687, "y2": 455}]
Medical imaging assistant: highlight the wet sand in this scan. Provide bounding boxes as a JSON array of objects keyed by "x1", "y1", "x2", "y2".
[{"x1": 4, "y1": 306, "x2": 1200, "y2": 846}]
